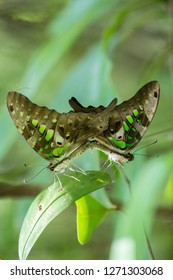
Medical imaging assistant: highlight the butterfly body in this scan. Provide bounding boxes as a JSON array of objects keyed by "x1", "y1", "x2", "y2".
[{"x1": 6, "y1": 81, "x2": 160, "y2": 171}]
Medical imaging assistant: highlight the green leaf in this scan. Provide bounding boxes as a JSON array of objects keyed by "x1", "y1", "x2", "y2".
[
  {"x1": 54, "y1": 45, "x2": 116, "y2": 108},
  {"x1": 21, "y1": 0, "x2": 116, "y2": 93},
  {"x1": 76, "y1": 194, "x2": 115, "y2": 245},
  {"x1": 18, "y1": 170, "x2": 111, "y2": 260},
  {"x1": 109, "y1": 155, "x2": 172, "y2": 260}
]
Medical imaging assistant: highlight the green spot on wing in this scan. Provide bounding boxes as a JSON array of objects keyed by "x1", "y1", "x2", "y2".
[
  {"x1": 39, "y1": 125, "x2": 46, "y2": 134},
  {"x1": 53, "y1": 147, "x2": 63, "y2": 157},
  {"x1": 111, "y1": 138, "x2": 126, "y2": 149},
  {"x1": 45, "y1": 129, "x2": 54, "y2": 141},
  {"x1": 53, "y1": 143, "x2": 71, "y2": 157},
  {"x1": 133, "y1": 109, "x2": 139, "y2": 117},
  {"x1": 126, "y1": 143, "x2": 132, "y2": 147},
  {"x1": 123, "y1": 121, "x2": 129, "y2": 132},
  {"x1": 32, "y1": 119, "x2": 38, "y2": 127},
  {"x1": 126, "y1": 115, "x2": 134, "y2": 124},
  {"x1": 45, "y1": 152, "x2": 53, "y2": 157}
]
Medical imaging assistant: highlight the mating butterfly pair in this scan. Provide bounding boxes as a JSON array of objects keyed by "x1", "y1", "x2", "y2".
[{"x1": 6, "y1": 81, "x2": 160, "y2": 172}]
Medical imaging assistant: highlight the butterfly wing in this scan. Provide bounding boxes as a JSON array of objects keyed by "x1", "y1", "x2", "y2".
[
  {"x1": 6, "y1": 81, "x2": 160, "y2": 168},
  {"x1": 6, "y1": 92, "x2": 92, "y2": 167},
  {"x1": 6, "y1": 92, "x2": 62, "y2": 162},
  {"x1": 92, "y1": 81, "x2": 160, "y2": 158},
  {"x1": 69, "y1": 96, "x2": 118, "y2": 113},
  {"x1": 6, "y1": 92, "x2": 111, "y2": 171}
]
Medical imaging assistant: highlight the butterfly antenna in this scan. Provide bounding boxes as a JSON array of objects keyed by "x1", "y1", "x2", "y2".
[
  {"x1": 23, "y1": 166, "x2": 47, "y2": 183},
  {"x1": 24, "y1": 162, "x2": 46, "y2": 168},
  {"x1": 134, "y1": 153, "x2": 159, "y2": 158},
  {"x1": 145, "y1": 126, "x2": 173, "y2": 138},
  {"x1": 134, "y1": 139, "x2": 158, "y2": 153}
]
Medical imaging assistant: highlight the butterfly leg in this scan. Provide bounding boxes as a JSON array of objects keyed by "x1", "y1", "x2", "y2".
[{"x1": 53, "y1": 173, "x2": 63, "y2": 190}]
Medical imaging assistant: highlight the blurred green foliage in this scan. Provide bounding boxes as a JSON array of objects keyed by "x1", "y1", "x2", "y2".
[{"x1": 0, "y1": 0, "x2": 172, "y2": 260}]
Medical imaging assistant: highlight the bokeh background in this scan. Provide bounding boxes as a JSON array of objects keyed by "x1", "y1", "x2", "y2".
[{"x1": 0, "y1": 0, "x2": 172, "y2": 260}]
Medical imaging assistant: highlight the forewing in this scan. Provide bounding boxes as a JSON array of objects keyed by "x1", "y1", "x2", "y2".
[
  {"x1": 95, "y1": 81, "x2": 160, "y2": 154},
  {"x1": 6, "y1": 92, "x2": 64, "y2": 162},
  {"x1": 6, "y1": 92, "x2": 103, "y2": 166}
]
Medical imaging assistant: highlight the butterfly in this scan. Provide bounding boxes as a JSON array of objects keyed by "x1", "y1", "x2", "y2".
[
  {"x1": 69, "y1": 81, "x2": 160, "y2": 162},
  {"x1": 6, "y1": 81, "x2": 160, "y2": 171},
  {"x1": 6, "y1": 91, "x2": 116, "y2": 172}
]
